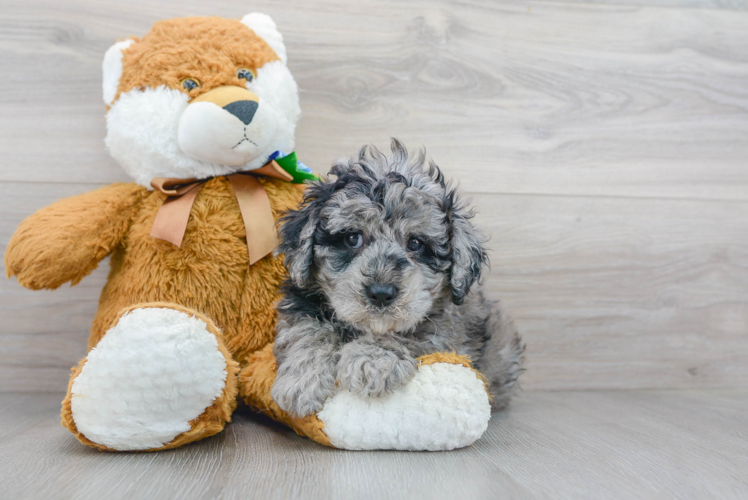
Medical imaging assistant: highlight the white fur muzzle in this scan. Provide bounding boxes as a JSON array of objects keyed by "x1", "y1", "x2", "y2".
[{"x1": 177, "y1": 99, "x2": 277, "y2": 167}]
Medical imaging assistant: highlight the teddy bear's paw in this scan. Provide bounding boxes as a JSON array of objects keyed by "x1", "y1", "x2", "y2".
[
  {"x1": 316, "y1": 355, "x2": 491, "y2": 451},
  {"x1": 65, "y1": 306, "x2": 236, "y2": 451}
]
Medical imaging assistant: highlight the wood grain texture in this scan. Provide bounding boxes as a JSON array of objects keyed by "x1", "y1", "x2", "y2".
[
  {"x1": 0, "y1": 390, "x2": 746, "y2": 499},
  {"x1": 1, "y1": 0, "x2": 747, "y2": 199},
  {"x1": 1, "y1": 0, "x2": 747, "y2": 392},
  {"x1": 476, "y1": 193, "x2": 748, "y2": 390},
  {"x1": 551, "y1": 0, "x2": 748, "y2": 11}
]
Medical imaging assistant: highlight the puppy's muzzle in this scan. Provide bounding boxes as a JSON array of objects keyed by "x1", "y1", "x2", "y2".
[{"x1": 366, "y1": 283, "x2": 399, "y2": 308}]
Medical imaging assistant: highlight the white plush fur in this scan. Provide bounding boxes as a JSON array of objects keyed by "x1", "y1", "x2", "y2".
[
  {"x1": 177, "y1": 99, "x2": 277, "y2": 167},
  {"x1": 102, "y1": 39, "x2": 135, "y2": 105},
  {"x1": 241, "y1": 13, "x2": 287, "y2": 64},
  {"x1": 70, "y1": 308, "x2": 228, "y2": 451},
  {"x1": 105, "y1": 61, "x2": 299, "y2": 187},
  {"x1": 317, "y1": 362, "x2": 491, "y2": 451},
  {"x1": 245, "y1": 61, "x2": 301, "y2": 160}
]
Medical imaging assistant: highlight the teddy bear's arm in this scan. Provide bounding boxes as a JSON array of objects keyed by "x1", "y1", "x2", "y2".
[{"x1": 5, "y1": 183, "x2": 149, "y2": 290}]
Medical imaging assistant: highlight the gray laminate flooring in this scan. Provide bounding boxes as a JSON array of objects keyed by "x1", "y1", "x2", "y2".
[{"x1": 0, "y1": 390, "x2": 746, "y2": 499}]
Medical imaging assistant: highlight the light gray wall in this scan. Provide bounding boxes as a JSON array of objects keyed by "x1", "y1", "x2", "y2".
[{"x1": 1, "y1": 0, "x2": 746, "y2": 392}]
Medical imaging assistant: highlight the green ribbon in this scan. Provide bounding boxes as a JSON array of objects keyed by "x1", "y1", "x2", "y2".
[{"x1": 274, "y1": 151, "x2": 319, "y2": 184}]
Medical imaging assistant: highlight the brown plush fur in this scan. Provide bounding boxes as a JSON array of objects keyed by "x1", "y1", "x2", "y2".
[
  {"x1": 6, "y1": 177, "x2": 304, "y2": 449},
  {"x1": 115, "y1": 17, "x2": 279, "y2": 104},
  {"x1": 240, "y1": 344, "x2": 332, "y2": 447},
  {"x1": 5, "y1": 183, "x2": 149, "y2": 289},
  {"x1": 7, "y1": 177, "x2": 303, "y2": 361},
  {"x1": 418, "y1": 352, "x2": 474, "y2": 369}
]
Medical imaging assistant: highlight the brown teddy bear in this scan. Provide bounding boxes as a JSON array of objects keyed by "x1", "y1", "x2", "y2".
[
  {"x1": 5, "y1": 13, "x2": 492, "y2": 452},
  {"x1": 5, "y1": 13, "x2": 316, "y2": 451}
]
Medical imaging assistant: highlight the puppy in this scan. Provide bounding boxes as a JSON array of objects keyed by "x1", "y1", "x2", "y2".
[{"x1": 271, "y1": 139, "x2": 524, "y2": 417}]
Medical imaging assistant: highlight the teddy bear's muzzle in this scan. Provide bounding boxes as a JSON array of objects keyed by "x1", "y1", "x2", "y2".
[{"x1": 177, "y1": 85, "x2": 276, "y2": 167}]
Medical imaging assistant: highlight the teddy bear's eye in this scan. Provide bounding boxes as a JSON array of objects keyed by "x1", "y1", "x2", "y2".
[
  {"x1": 181, "y1": 78, "x2": 201, "y2": 91},
  {"x1": 237, "y1": 68, "x2": 255, "y2": 82}
]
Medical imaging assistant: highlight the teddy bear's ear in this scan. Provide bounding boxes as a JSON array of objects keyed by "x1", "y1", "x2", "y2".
[
  {"x1": 102, "y1": 39, "x2": 136, "y2": 106},
  {"x1": 241, "y1": 13, "x2": 287, "y2": 64}
]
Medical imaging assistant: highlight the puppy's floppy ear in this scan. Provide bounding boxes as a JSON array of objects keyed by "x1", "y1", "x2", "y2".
[
  {"x1": 277, "y1": 182, "x2": 330, "y2": 287},
  {"x1": 446, "y1": 189, "x2": 489, "y2": 305}
]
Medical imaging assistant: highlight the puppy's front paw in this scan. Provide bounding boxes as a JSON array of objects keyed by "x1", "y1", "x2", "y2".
[
  {"x1": 271, "y1": 370, "x2": 336, "y2": 418},
  {"x1": 336, "y1": 346, "x2": 417, "y2": 398}
]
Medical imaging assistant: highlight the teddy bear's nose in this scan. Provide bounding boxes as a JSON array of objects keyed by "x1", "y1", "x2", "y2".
[{"x1": 223, "y1": 100, "x2": 258, "y2": 125}]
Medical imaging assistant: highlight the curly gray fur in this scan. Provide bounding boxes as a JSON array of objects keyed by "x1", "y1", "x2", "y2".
[{"x1": 271, "y1": 139, "x2": 525, "y2": 417}]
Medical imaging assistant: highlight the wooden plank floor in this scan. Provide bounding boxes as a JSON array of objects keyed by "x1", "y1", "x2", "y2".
[{"x1": 0, "y1": 390, "x2": 746, "y2": 499}]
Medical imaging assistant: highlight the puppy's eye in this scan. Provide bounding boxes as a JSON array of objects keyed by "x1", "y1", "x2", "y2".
[
  {"x1": 237, "y1": 68, "x2": 256, "y2": 82},
  {"x1": 181, "y1": 78, "x2": 201, "y2": 91},
  {"x1": 345, "y1": 232, "x2": 364, "y2": 249},
  {"x1": 407, "y1": 237, "x2": 425, "y2": 252}
]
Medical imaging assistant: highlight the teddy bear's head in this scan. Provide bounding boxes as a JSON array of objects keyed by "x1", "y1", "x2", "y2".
[{"x1": 103, "y1": 14, "x2": 300, "y2": 187}]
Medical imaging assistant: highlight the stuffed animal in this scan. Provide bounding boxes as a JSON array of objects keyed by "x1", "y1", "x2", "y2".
[{"x1": 5, "y1": 13, "x2": 492, "y2": 452}]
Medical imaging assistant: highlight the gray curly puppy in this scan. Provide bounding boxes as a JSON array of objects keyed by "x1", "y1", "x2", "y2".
[{"x1": 271, "y1": 139, "x2": 525, "y2": 418}]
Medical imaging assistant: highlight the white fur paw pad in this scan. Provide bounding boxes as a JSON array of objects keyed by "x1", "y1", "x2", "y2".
[
  {"x1": 317, "y1": 362, "x2": 491, "y2": 451},
  {"x1": 70, "y1": 308, "x2": 228, "y2": 451}
]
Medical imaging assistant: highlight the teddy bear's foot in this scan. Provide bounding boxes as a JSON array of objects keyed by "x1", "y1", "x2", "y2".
[
  {"x1": 317, "y1": 353, "x2": 491, "y2": 451},
  {"x1": 240, "y1": 347, "x2": 491, "y2": 451},
  {"x1": 61, "y1": 303, "x2": 238, "y2": 451}
]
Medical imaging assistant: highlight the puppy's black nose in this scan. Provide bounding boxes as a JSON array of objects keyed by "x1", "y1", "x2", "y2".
[
  {"x1": 223, "y1": 100, "x2": 258, "y2": 125},
  {"x1": 366, "y1": 283, "x2": 399, "y2": 307}
]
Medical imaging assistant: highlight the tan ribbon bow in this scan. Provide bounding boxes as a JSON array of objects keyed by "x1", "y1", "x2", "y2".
[{"x1": 150, "y1": 160, "x2": 293, "y2": 265}]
